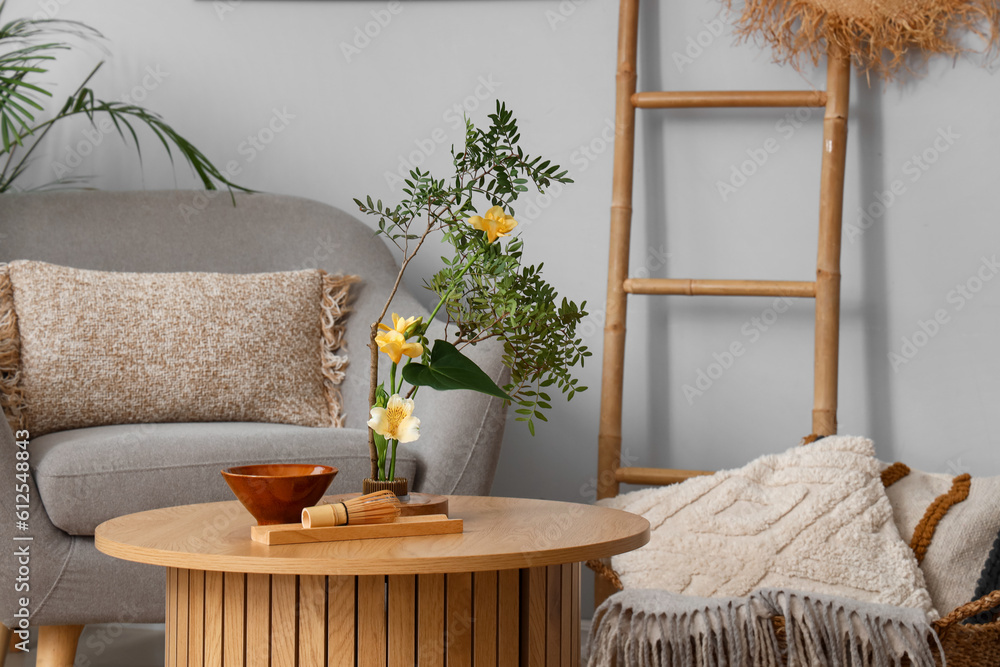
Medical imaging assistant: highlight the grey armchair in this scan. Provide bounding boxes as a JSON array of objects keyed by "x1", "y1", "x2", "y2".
[{"x1": 0, "y1": 191, "x2": 508, "y2": 665}]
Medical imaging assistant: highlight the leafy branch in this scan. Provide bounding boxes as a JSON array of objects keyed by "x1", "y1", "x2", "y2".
[{"x1": 355, "y1": 102, "x2": 590, "y2": 448}]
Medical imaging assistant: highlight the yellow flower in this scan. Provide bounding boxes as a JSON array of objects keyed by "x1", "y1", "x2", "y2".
[
  {"x1": 375, "y1": 329, "x2": 423, "y2": 364},
  {"x1": 368, "y1": 394, "x2": 420, "y2": 443},
  {"x1": 378, "y1": 313, "x2": 422, "y2": 339},
  {"x1": 467, "y1": 205, "x2": 518, "y2": 244}
]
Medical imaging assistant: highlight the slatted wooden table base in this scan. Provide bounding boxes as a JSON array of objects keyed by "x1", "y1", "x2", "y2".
[{"x1": 165, "y1": 564, "x2": 581, "y2": 667}]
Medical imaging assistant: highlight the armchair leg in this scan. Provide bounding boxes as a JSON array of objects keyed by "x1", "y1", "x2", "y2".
[
  {"x1": 0, "y1": 623, "x2": 11, "y2": 667},
  {"x1": 37, "y1": 625, "x2": 84, "y2": 667}
]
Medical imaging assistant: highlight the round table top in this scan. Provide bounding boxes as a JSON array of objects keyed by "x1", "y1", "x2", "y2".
[{"x1": 95, "y1": 495, "x2": 650, "y2": 575}]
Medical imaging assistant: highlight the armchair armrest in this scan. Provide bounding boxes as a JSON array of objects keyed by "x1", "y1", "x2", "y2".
[{"x1": 0, "y1": 421, "x2": 73, "y2": 629}]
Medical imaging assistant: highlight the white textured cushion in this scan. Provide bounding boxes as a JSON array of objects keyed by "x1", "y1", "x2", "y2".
[
  {"x1": 0, "y1": 261, "x2": 357, "y2": 435},
  {"x1": 600, "y1": 436, "x2": 937, "y2": 619}
]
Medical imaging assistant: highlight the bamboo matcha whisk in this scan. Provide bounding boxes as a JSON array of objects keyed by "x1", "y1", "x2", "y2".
[{"x1": 301, "y1": 490, "x2": 401, "y2": 528}]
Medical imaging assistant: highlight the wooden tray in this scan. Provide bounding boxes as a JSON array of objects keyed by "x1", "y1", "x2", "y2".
[{"x1": 250, "y1": 514, "x2": 462, "y2": 546}]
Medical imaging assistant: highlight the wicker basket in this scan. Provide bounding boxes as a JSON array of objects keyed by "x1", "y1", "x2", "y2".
[{"x1": 927, "y1": 590, "x2": 1000, "y2": 666}]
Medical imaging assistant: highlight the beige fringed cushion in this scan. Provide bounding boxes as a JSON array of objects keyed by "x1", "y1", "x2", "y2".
[
  {"x1": 724, "y1": 0, "x2": 1000, "y2": 77},
  {"x1": 882, "y1": 462, "x2": 1000, "y2": 614},
  {"x1": 0, "y1": 260, "x2": 359, "y2": 436},
  {"x1": 599, "y1": 436, "x2": 938, "y2": 619}
]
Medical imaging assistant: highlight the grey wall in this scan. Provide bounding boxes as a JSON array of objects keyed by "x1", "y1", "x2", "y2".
[{"x1": 7, "y1": 0, "x2": 1000, "y2": 611}]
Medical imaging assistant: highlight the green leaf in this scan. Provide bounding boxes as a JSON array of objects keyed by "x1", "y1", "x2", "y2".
[
  {"x1": 402, "y1": 340, "x2": 512, "y2": 400},
  {"x1": 373, "y1": 430, "x2": 389, "y2": 479},
  {"x1": 375, "y1": 382, "x2": 388, "y2": 407}
]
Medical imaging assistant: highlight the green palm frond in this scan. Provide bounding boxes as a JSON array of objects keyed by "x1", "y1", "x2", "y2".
[
  {"x1": 55, "y1": 83, "x2": 250, "y2": 191},
  {"x1": 0, "y1": 1, "x2": 248, "y2": 195}
]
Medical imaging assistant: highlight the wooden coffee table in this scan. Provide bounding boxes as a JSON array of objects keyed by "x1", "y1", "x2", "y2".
[{"x1": 95, "y1": 495, "x2": 649, "y2": 667}]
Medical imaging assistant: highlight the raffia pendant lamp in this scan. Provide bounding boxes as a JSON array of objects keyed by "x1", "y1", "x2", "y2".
[{"x1": 724, "y1": 0, "x2": 1000, "y2": 77}]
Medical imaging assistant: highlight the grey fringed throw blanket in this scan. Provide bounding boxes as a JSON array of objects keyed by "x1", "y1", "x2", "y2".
[{"x1": 588, "y1": 588, "x2": 943, "y2": 667}]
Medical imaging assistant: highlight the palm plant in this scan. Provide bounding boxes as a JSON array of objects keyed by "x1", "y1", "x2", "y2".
[{"x1": 0, "y1": 3, "x2": 246, "y2": 193}]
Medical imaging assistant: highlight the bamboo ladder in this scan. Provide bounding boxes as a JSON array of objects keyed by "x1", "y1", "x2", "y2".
[{"x1": 595, "y1": 0, "x2": 852, "y2": 606}]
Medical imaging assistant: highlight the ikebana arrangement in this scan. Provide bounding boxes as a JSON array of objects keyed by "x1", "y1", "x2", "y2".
[{"x1": 354, "y1": 102, "x2": 591, "y2": 492}]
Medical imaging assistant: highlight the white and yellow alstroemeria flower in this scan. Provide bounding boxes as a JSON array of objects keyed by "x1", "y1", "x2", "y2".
[
  {"x1": 367, "y1": 394, "x2": 420, "y2": 443},
  {"x1": 378, "y1": 313, "x2": 422, "y2": 339},
  {"x1": 467, "y1": 205, "x2": 518, "y2": 244},
  {"x1": 375, "y1": 329, "x2": 423, "y2": 364}
]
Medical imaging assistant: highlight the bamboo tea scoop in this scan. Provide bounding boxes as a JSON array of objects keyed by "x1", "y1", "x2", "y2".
[{"x1": 302, "y1": 490, "x2": 401, "y2": 528}]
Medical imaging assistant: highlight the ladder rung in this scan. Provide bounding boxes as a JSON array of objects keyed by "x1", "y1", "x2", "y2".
[
  {"x1": 616, "y1": 467, "x2": 713, "y2": 486},
  {"x1": 632, "y1": 90, "x2": 827, "y2": 109},
  {"x1": 624, "y1": 278, "x2": 816, "y2": 298}
]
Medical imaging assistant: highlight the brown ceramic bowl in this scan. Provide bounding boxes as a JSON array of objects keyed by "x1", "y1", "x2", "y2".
[{"x1": 221, "y1": 464, "x2": 338, "y2": 526}]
